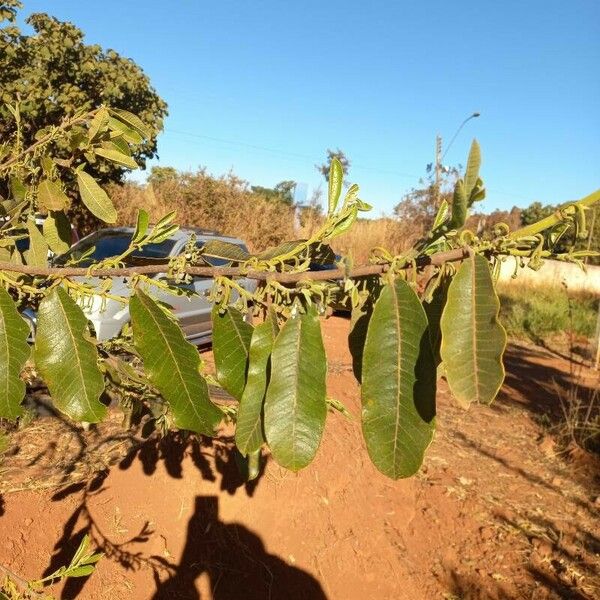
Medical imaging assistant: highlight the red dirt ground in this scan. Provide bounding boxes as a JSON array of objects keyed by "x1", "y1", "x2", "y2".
[{"x1": 1, "y1": 316, "x2": 599, "y2": 599}]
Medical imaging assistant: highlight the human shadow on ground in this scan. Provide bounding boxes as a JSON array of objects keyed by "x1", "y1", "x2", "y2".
[
  {"x1": 43, "y1": 431, "x2": 282, "y2": 599},
  {"x1": 152, "y1": 495, "x2": 327, "y2": 600}
]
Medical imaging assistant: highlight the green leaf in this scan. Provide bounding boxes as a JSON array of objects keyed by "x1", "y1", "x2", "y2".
[
  {"x1": 235, "y1": 315, "x2": 278, "y2": 455},
  {"x1": 0, "y1": 287, "x2": 30, "y2": 420},
  {"x1": 107, "y1": 117, "x2": 143, "y2": 145},
  {"x1": 211, "y1": 306, "x2": 253, "y2": 400},
  {"x1": 130, "y1": 290, "x2": 222, "y2": 435},
  {"x1": 423, "y1": 274, "x2": 450, "y2": 367},
  {"x1": 440, "y1": 253, "x2": 506, "y2": 407},
  {"x1": 9, "y1": 177, "x2": 26, "y2": 203},
  {"x1": 264, "y1": 306, "x2": 327, "y2": 471},
  {"x1": 34, "y1": 288, "x2": 106, "y2": 423},
  {"x1": 348, "y1": 303, "x2": 371, "y2": 383},
  {"x1": 329, "y1": 205, "x2": 358, "y2": 238},
  {"x1": 361, "y1": 280, "x2": 436, "y2": 479},
  {"x1": 201, "y1": 240, "x2": 250, "y2": 264},
  {"x1": 24, "y1": 220, "x2": 48, "y2": 266},
  {"x1": 328, "y1": 157, "x2": 343, "y2": 215},
  {"x1": 77, "y1": 171, "x2": 117, "y2": 223},
  {"x1": 38, "y1": 179, "x2": 69, "y2": 212},
  {"x1": 110, "y1": 108, "x2": 151, "y2": 139},
  {"x1": 93, "y1": 147, "x2": 138, "y2": 170},
  {"x1": 43, "y1": 211, "x2": 71, "y2": 255},
  {"x1": 464, "y1": 139, "x2": 481, "y2": 199},
  {"x1": 258, "y1": 239, "x2": 305, "y2": 261},
  {"x1": 132, "y1": 209, "x2": 149, "y2": 244},
  {"x1": 449, "y1": 180, "x2": 468, "y2": 230},
  {"x1": 88, "y1": 107, "x2": 110, "y2": 141}
]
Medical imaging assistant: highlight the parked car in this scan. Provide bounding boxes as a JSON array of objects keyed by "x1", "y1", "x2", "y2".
[{"x1": 22, "y1": 227, "x2": 255, "y2": 345}]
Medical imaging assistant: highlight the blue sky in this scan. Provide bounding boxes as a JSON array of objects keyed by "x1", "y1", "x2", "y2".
[{"x1": 20, "y1": 0, "x2": 600, "y2": 215}]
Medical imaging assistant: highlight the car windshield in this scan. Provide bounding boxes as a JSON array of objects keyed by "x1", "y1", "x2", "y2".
[{"x1": 57, "y1": 232, "x2": 176, "y2": 267}]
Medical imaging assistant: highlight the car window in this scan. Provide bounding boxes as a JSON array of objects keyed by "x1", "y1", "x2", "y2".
[{"x1": 57, "y1": 232, "x2": 176, "y2": 267}]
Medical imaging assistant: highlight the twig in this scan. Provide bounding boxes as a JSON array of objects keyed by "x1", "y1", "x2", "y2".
[
  {"x1": 0, "y1": 563, "x2": 45, "y2": 599},
  {"x1": 0, "y1": 247, "x2": 470, "y2": 282}
]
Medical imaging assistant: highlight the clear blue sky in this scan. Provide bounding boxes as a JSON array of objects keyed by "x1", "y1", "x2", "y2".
[{"x1": 21, "y1": 0, "x2": 600, "y2": 215}]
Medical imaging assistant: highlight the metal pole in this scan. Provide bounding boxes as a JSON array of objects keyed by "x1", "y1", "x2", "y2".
[{"x1": 434, "y1": 134, "x2": 442, "y2": 206}]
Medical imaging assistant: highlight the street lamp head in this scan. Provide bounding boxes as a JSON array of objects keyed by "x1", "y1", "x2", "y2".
[{"x1": 472, "y1": 112, "x2": 481, "y2": 118}]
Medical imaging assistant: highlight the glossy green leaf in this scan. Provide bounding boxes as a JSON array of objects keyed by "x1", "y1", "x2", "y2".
[
  {"x1": 77, "y1": 171, "x2": 117, "y2": 223},
  {"x1": 38, "y1": 179, "x2": 69, "y2": 211},
  {"x1": 130, "y1": 289, "x2": 222, "y2": 434},
  {"x1": 34, "y1": 287, "x2": 106, "y2": 423},
  {"x1": 264, "y1": 306, "x2": 327, "y2": 471},
  {"x1": 0, "y1": 287, "x2": 30, "y2": 419},
  {"x1": 43, "y1": 211, "x2": 71, "y2": 255},
  {"x1": 440, "y1": 253, "x2": 506, "y2": 407},
  {"x1": 235, "y1": 314, "x2": 278, "y2": 455},
  {"x1": 328, "y1": 157, "x2": 343, "y2": 214},
  {"x1": 94, "y1": 147, "x2": 138, "y2": 169},
  {"x1": 361, "y1": 280, "x2": 436, "y2": 479},
  {"x1": 464, "y1": 139, "x2": 481, "y2": 199},
  {"x1": 24, "y1": 220, "x2": 48, "y2": 266},
  {"x1": 212, "y1": 306, "x2": 253, "y2": 400}
]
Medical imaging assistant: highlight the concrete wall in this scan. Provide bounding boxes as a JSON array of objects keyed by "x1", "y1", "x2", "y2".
[{"x1": 497, "y1": 258, "x2": 600, "y2": 295}]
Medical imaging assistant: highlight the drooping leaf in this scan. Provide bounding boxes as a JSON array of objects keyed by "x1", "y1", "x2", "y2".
[
  {"x1": 348, "y1": 303, "x2": 371, "y2": 383},
  {"x1": 0, "y1": 287, "x2": 30, "y2": 419},
  {"x1": 77, "y1": 171, "x2": 117, "y2": 223},
  {"x1": 130, "y1": 289, "x2": 222, "y2": 434},
  {"x1": 38, "y1": 179, "x2": 69, "y2": 211},
  {"x1": 235, "y1": 314, "x2": 278, "y2": 455},
  {"x1": 211, "y1": 306, "x2": 253, "y2": 400},
  {"x1": 361, "y1": 279, "x2": 436, "y2": 479},
  {"x1": 201, "y1": 240, "x2": 250, "y2": 264},
  {"x1": 464, "y1": 139, "x2": 481, "y2": 199},
  {"x1": 264, "y1": 306, "x2": 327, "y2": 471},
  {"x1": 440, "y1": 253, "x2": 506, "y2": 407},
  {"x1": 93, "y1": 147, "x2": 138, "y2": 169},
  {"x1": 43, "y1": 211, "x2": 71, "y2": 255},
  {"x1": 34, "y1": 287, "x2": 106, "y2": 423},
  {"x1": 329, "y1": 205, "x2": 358, "y2": 238},
  {"x1": 328, "y1": 157, "x2": 343, "y2": 215},
  {"x1": 24, "y1": 220, "x2": 48, "y2": 266},
  {"x1": 423, "y1": 274, "x2": 450, "y2": 367}
]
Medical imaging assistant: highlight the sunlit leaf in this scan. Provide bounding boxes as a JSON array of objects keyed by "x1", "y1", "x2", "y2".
[
  {"x1": 132, "y1": 209, "x2": 149, "y2": 244},
  {"x1": 0, "y1": 287, "x2": 30, "y2": 419},
  {"x1": 361, "y1": 279, "x2": 436, "y2": 479},
  {"x1": 77, "y1": 171, "x2": 117, "y2": 223},
  {"x1": 38, "y1": 179, "x2": 69, "y2": 211},
  {"x1": 94, "y1": 147, "x2": 138, "y2": 170},
  {"x1": 43, "y1": 211, "x2": 71, "y2": 255},
  {"x1": 34, "y1": 288, "x2": 106, "y2": 422},
  {"x1": 264, "y1": 306, "x2": 327, "y2": 471},
  {"x1": 130, "y1": 290, "x2": 222, "y2": 435},
  {"x1": 110, "y1": 108, "x2": 151, "y2": 139},
  {"x1": 201, "y1": 240, "x2": 250, "y2": 264},
  {"x1": 440, "y1": 253, "x2": 506, "y2": 407},
  {"x1": 464, "y1": 139, "x2": 481, "y2": 199},
  {"x1": 24, "y1": 220, "x2": 48, "y2": 266},
  {"x1": 328, "y1": 157, "x2": 343, "y2": 215}
]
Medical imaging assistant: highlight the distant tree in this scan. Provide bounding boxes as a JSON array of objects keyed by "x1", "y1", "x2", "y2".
[
  {"x1": 520, "y1": 201, "x2": 556, "y2": 226},
  {"x1": 251, "y1": 180, "x2": 296, "y2": 205},
  {"x1": 316, "y1": 149, "x2": 350, "y2": 183},
  {"x1": 0, "y1": 0, "x2": 168, "y2": 188},
  {"x1": 148, "y1": 166, "x2": 178, "y2": 186},
  {"x1": 466, "y1": 206, "x2": 522, "y2": 236}
]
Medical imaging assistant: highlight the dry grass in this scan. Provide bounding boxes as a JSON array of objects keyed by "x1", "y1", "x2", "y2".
[{"x1": 110, "y1": 170, "x2": 419, "y2": 260}]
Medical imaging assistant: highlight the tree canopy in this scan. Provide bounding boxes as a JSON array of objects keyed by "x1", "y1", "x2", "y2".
[{"x1": 0, "y1": 0, "x2": 167, "y2": 187}]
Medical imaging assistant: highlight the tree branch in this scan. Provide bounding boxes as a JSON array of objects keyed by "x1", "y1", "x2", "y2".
[{"x1": 0, "y1": 247, "x2": 471, "y2": 283}]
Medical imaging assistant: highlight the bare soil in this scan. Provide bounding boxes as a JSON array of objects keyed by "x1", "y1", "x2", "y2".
[{"x1": 1, "y1": 316, "x2": 599, "y2": 600}]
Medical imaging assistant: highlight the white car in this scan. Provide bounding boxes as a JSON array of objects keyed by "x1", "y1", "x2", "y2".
[{"x1": 23, "y1": 226, "x2": 255, "y2": 345}]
